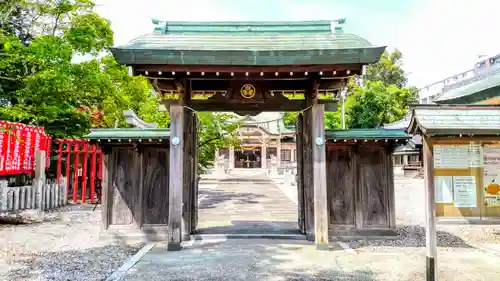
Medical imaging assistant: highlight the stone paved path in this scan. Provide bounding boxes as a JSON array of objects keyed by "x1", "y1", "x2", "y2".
[
  {"x1": 112, "y1": 176, "x2": 500, "y2": 281},
  {"x1": 122, "y1": 238, "x2": 500, "y2": 281},
  {"x1": 196, "y1": 173, "x2": 300, "y2": 235}
]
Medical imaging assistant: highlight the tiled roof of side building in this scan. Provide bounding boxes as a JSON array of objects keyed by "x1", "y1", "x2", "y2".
[
  {"x1": 325, "y1": 128, "x2": 410, "y2": 140},
  {"x1": 84, "y1": 128, "x2": 170, "y2": 140},
  {"x1": 407, "y1": 105, "x2": 500, "y2": 135}
]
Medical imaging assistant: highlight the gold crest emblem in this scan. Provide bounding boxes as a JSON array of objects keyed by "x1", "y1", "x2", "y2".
[{"x1": 240, "y1": 84, "x2": 256, "y2": 99}]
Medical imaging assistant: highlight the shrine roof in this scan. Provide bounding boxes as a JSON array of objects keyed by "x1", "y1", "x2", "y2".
[
  {"x1": 382, "y1": 113, "x2": 412, "y2": 130},
  {"x1": 110, "y1": 20, "x2": 385, "y2": 66},
  {"x1": 325, "y1": 129, "x2": 410, "y2": 141},
  {"x1": 382, "y1": 113, "x2": 422, "y2": 145},
  {"x1": 236, "y1": 112, "x2": 295, "y2": 135},
  {"x1": 407, "y1": 105, "x2": 500, "y2": 135},
  {"x1": 84, "y1": 128, "x2": 170, "y2": 140}
]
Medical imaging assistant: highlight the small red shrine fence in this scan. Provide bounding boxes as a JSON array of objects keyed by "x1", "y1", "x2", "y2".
[
  {"x1": 0, "y1": 121, "x2": 51, "y2": 176},
  {"x1": 56, "y1": 139, "x2": 103, "y2": 204}
]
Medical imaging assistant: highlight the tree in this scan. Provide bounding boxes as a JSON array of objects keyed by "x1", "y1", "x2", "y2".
[
  {"x1": 363, "y1": 50, "x2": 408, "y2": 88},
  {"x1": 284, "y1": 110, "x2": 342, "y2": 130},
  {"x1": 283, "y1": 112, "x2": 297, "y2": 126},
  {"x1": 345, "y1": 81, "x2": 416, "y2": 128},
  {"x1": 343, "y1": 50, "x2": 417, "y2": 128},
  {"x1": 95, "y1": 55, "x2": 170, "y2": 129},
  {"x1": 0, "y1": 0, "x2": 36, "y2": 45},
  {"x1": 0, "y1": 0, "x2": 116, "y2": 138},
  {"x1": 196, "y1": 113, "x2": 241, "y2": 169},
  {"x1": 0, "y1": 0, "x2": 241, "y2": 170},
  {"x1": 0, "y1": 0, "x2": 168, "y2": 138},
  {"x1": 325, "y1": 110, "x2": 342, "y2": 129}
]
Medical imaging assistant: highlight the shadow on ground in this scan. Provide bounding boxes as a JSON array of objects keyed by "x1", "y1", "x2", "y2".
[
  {"x1": 219, "y1": 178, "x2": 274, "y2": 183},
  {"x1": 0, "y1": 204, "x2": 98, "y2": 227},
  {"x1": 196, "y1": 219, "x2": 301, "y2": 235},
  {"x1": 198, "y1": 189, "x2": 267, "y2": 209},
  {"x1": 131, "y1": 240, "x2": 378, "y2": 281},
  {"x1": 347, "y1": 225, "x2": 474, "y2": 249}
]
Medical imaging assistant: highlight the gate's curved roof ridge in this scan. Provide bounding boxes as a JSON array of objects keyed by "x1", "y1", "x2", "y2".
[
  {"x1": 110, "y1": 19, "x2": 386, "y2": 66},
  {"x1": 152, "y1": 19, "x2": 342, "y2": 34}
]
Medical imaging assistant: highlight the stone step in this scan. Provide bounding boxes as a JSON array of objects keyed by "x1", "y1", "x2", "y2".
[{"x1": 190, "y1": 233, "x2": 307, "y2": 241}]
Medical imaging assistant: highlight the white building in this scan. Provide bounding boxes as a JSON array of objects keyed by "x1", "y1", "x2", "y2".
[{"x1": 419, "y1": 53, "x2": 500, "y2": 104}]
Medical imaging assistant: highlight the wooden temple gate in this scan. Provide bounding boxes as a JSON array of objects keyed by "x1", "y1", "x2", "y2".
[{"x1": 90, "y1": 20, "x2": 407, "y2": 250}]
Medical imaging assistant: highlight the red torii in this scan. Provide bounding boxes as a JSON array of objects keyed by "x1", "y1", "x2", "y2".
[{"x1": 56, "y1": 139, "x2": 103, "y2": 204}]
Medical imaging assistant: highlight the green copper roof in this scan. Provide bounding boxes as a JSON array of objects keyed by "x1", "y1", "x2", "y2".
[
  {"x1": 151, "y1": 20, "x2": 347, "y2": 34},
  {"x1": 110, "y1": 20, "x2": 386, "y2": 66},
  {"x1": 407, "y1": 105, "x2": 500, "y2": 135},
  {"x1": 435, "y1": 71, "x2": 500, "y2": 104},
  {"x1": 325, "y1": 129, "x2": 410, "y2": 140},
  {"x1": 84, "y1": 128, "x2": 170, "y2": 140}
]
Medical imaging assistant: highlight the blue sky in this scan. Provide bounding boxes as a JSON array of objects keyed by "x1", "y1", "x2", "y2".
[{"x1": 94, "y1": 0, "x2": 500, "y2": 88}]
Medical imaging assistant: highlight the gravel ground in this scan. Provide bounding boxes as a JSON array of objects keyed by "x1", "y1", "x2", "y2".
[
  {"x1": 348, "y1": 177, "x2": 500, "y2": 250},
  {"x1": 0, "y1": 205, "x2": 143, "y2": 281}
]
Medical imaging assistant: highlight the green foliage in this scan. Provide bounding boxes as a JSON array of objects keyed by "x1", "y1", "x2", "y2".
[
  {"x1": 282, "y1": 112, "x2": 298, "y2": 126},
  {"x1": 343, "y1": 50, "x2": 417, "y2": 129},
  {"x1": 0, "y1": 0, "x2": 166, "y2": 140},
  {"x1": 283, "y1": 110, "x2": 342, "y2": 129},
  {"x1": 344, "y1": 81, "x2": 415, "y2": 128},
  {"x1": 0, "y1": 0, "x2": 119, "y2": 139},
  {"x1": 0, "y1": 0, "x2": 239, "y2": 170},
  {"x1": 325, "y1": 111, "x2": 342, "y2": 129},
  {"x1": 196, "y1": 113, "x2": 241, "y2": 169},
  {"x1": 364, "y1": 50, "x2": 408, "y2": 88},
  {"x1": 96, "y1": 55, "x2": 169, "y2": 129},
  {"x1": 284, "y1": 50, "x2": 416, "y2": 129},
  {"x1": 64, "y1": 13, "x2": 113, "y2": 54}
]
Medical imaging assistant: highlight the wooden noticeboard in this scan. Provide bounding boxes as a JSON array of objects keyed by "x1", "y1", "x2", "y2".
[{"x1": 433, "y1": 139, "x2": 500, "y2": 219}]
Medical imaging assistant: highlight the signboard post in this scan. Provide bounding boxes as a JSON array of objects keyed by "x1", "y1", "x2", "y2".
[{"x1": 423, "y1": 135, "x2": 437, "y2": 281}]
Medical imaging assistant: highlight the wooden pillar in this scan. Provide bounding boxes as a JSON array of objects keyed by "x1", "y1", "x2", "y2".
[
  {"x1": 182, "y1": 108, "x2": 192, "y2": 241},
  {"x1": 296, "y1": 114, "x2": 305, "y2": 233},
  {"x1": 276, "y1": 141, "x2": 281, "y2": 168},
  {"x1": 34, "y1": 150, "x2": 46, "y2": 211},
  {"x1": 191, "y1": 115, "x2": 199, "y2": 233},
  {"x1": 181, "y1": 79, "x2": 194, "y2": 241},
  {"x1": 301, "y1": 78, "x2": 317, "y2": 241},
  {"x1": 167, "y1": 104, "x2": 184, "y2": 251},
  {"x1": 229, "y1": 147, "x2": 235, "y2": 169},
  {"x1": 423, "y1": 135, "x2": 437, "y2": 280},
  {"x1": 303, "y1": 109, "x2": 314, "y2": 240},
  {"x1": 261, "y1": 145, "x2": 267, "y2": 168},
  {"x1": 312, "y1": 103, "x2": 329, "y2": 249},
  {"x1": 101, "y1": 151, "x2": 111, "y2": 231}
]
